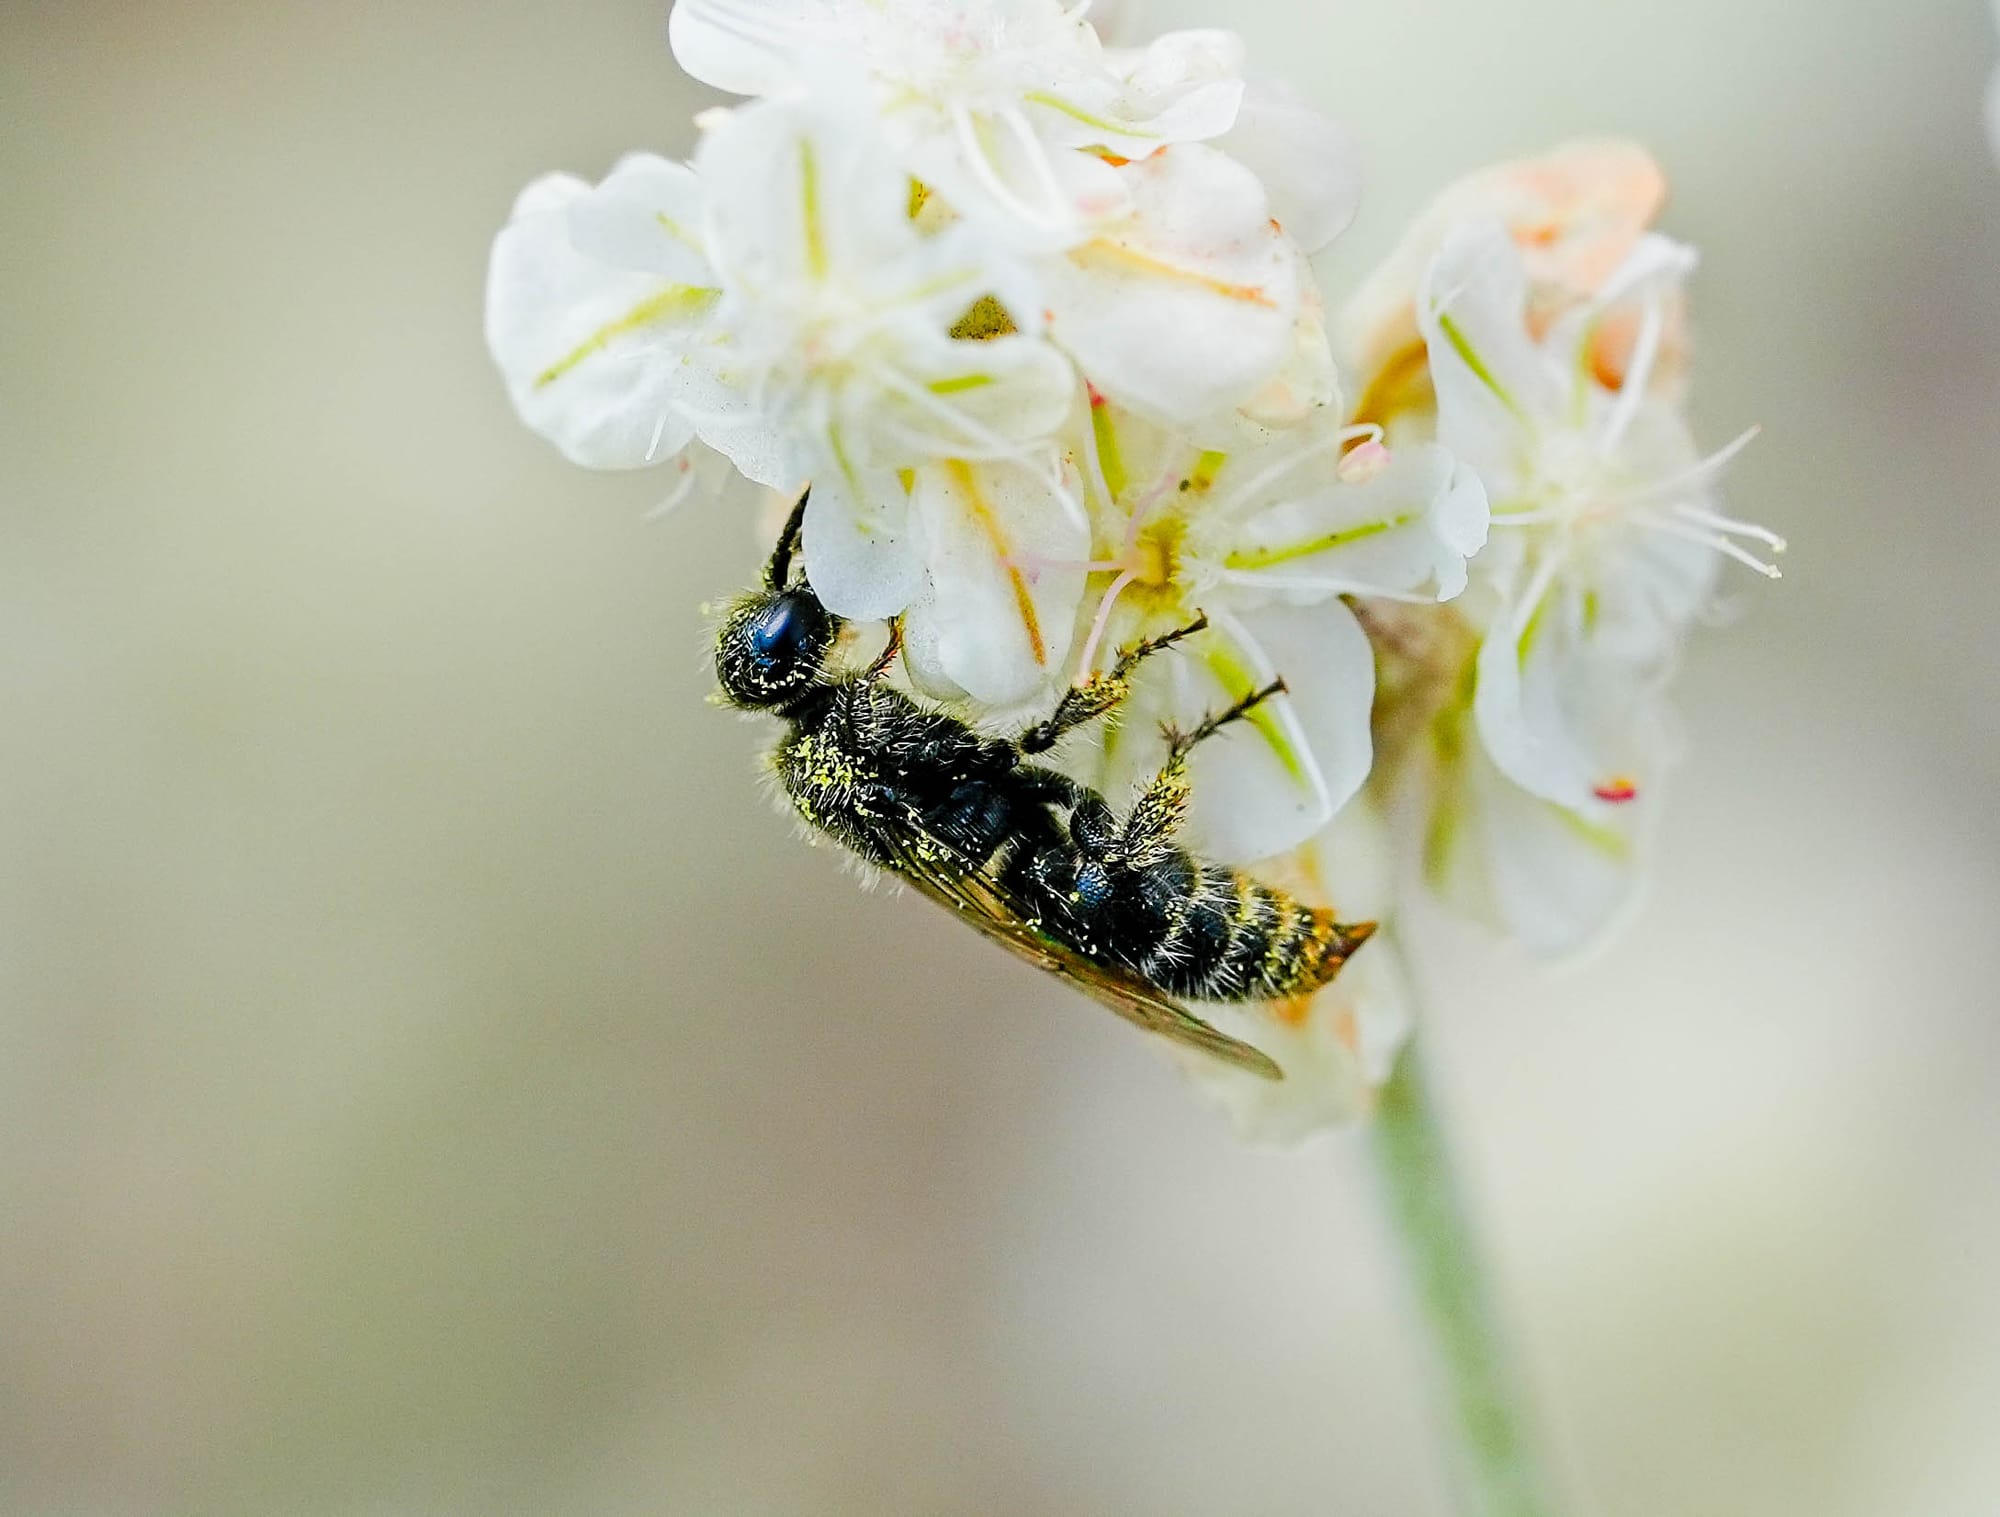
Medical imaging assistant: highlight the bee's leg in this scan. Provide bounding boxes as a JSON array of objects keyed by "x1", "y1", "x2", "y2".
[
  {"x1": 862, "y1": 616, "x2": 905, "y2": 682},
  {"x1": 1112, "y1": 678, "x2": 1287, "y2": 868},
  {"x1": 1017, "y1": 614, "x2": 1210, "y2": 755},
  {"x1": 1163, "y1": 677, "x2": 1287, "y2": 763},
  {"x1": 1014, "y1": 765, "x2": 1116, "y2": 850}
]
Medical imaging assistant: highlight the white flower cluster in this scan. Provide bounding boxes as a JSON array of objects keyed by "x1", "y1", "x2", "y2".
[{"x1": 486, "y1": 4, "x2": 1780, "y2": 1136}]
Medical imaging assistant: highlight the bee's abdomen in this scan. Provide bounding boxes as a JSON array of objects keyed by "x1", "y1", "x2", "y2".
[{"x1": 1136, "y1": 858, "x2": 1373, "y2": 1004}]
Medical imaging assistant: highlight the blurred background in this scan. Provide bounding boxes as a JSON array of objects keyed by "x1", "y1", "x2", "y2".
[{"x1": 5, "y1": 0, "x2": 1999, "y2": 1513}]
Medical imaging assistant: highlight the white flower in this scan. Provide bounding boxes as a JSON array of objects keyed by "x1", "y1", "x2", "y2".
[
  {"x1": 485, "y1": 156, "x2": 725, "y2": 472},
  {"x1": 669, "y1": 0, "x2": 1253, "y2": 249},
  {"x1": 1423, "y1": 697, "x2": 1658, "y2": 957},
  {"x1": 1339, "y1": 139, "x2": 1672, "y2": 427},
  {"x1": 1420, "y1": 221, "x2": 1775, "y2": 812},
  {"x1": 1053, "y1": 401, "x2": 1486, "y2": 865},
  {"x1": 690, "y1": 96, "x2": 1084, "y2": 633},
  {"x1": 1038, "y1": 142, "x2": 1319, "y2": 428},
  {"x1": 1401, "y1": 220, "x2": 1777, "y2": 952},
  {"x1": 897, "y1": 454, "x2": 1091, "y2": 707}
]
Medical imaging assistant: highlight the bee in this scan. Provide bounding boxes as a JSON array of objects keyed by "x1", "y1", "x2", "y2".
[{"x1": 714, "y1": 492, "x2": 1376, "y2": 1080}]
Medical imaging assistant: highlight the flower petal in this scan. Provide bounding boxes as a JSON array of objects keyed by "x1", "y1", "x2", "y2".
[
  {"x1": 1417, "y1": 220, "x2": 1565, "y2": 483},
  {"x1": 903, "y1": 457, "x2": 1088, "y2": 705},
  {"x1": 565, "y1": 153, "x2": 715, "y2": 284},
  {"x1": 1338, "y1": 138, "x2": 1667, "y2": 396},
  {"x1": 801, "y1": 464, "x2": 925, "y2": 620},
  {"x1": 1472, "y1": 557, "x2": 1677, "y2": 810},
  {"x1": 485, "y1": 173, "x2": 714, "y2": 471},
  {"x1": 667, "y1": 0, "x2": 818, "y2": 96},
  {"x1": 1103, "y1": 603, "x2": 1371, "y2": 865},
  {"x1": 1043, "y1": 144, "x2": 1303, "y2": 425},
  {"x1": 695, "y1": 95, "x2": 915, "y2": 297},
  {"x1": 1217, "y1": 440, "x2": 1490, "y2": 602},
  {"x1": 1215, "y1": 77, "x2": 1362, "y2": 253},
  {"x1": 870, "y1": 328, "x2": 1077, "y2": 466},
  {"x1": 1426, "y1": 725, "x2": 1650, "y2": 958},
  {"x1": 1053, "y1": 28, "x2": 1246, "y2": 152}
]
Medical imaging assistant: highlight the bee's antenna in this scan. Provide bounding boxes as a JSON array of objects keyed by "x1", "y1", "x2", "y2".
[{"x1": 768, "y1": 488, "x2": 810, "y2": 590}]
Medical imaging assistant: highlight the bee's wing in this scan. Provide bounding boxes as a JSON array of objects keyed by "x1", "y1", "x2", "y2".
[{"x1": 873, "y1": 816, "x2": 1284, "y2": 1082}]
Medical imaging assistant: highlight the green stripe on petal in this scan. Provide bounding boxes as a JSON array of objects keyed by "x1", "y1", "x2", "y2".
[
  {"x1": 1021, "y1": 91, "x2": 1159, "y2": 140},
  {"x1": 1091, "y1": 401, "x2": 1129, "y2": 502},
  {"x1": 534, "y1": 285, "x2": 719, "y2": 389},
  {"x1": 799, "y1": 139, "x2": 827, "y2": 280},
  {"x1": 929, "y1": 373, "x2": 996, "y2": 395},
  {"x1": 1223, "y1": 512, "x2": 1417, "y2": 572},
  {"x1": 1188, "y1": 449, "x2": 1228, "y2": 493},
  {"x1": 1205, "y1": 645, "x2": 1308, "y2": 786},
  {"x1": 1435, "y1": 311, "x2": 1526, "y2": 422},
  {"x1": 1551, "y1": 803, "x2": 1633, "y2": 859}
]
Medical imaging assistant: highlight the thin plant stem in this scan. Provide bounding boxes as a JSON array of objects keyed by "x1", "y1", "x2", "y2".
[{"x1": 1369, "y1": 1033, "x2": 1565, "y2": 1517}]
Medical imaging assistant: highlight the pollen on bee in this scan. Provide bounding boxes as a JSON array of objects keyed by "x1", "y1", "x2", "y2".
[{"x1": 1593, "y1": 776, "x2": 1640, "y2": 803}]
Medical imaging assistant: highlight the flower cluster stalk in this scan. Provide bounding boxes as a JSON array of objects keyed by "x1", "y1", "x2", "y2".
[{"x1": 1370, "y1": 1036, "x2": 1565, "y2": 1517}]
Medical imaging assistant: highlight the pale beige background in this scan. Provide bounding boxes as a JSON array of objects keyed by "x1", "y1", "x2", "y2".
[{"x1": 4, "y1": 1, "x2": 1998, "y2": 1514}]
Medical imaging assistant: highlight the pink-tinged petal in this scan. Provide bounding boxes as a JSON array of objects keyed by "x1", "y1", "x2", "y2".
[
  {"x1": 903, "y1": 457, "x2": 1088, "y2": 706},
  {"x1": 1338, "y1": 138, "x2": 1667, "y2": 395},
  {"x1": 1043, "y1": 144, "x2": 1302, "y2": 426}
]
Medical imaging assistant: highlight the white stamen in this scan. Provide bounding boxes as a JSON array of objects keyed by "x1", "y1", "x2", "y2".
[
  {"x1": 1671, "y1": 502, "x2": 1787, "y2": 553},
  {"x1": 1596, "y1": 295, "x2": 1664, "y2": 457},
  {"x1": 999, "y1": 104, "x2": 1072, "y2": 227},
  {"x1": 1214, "y1": 569, "x2": 1435, "y2": 603},
  {"x1": 644, "y1": 409, "x2": 673, "y2": 464},
  {"x1": 643, "y1": 459, "x2": 702, "y2": 522},
  {"x1": 952, "y1": 102, "x2": 1070, "y2": 233},
  {"x1": 1635, "y1": 511, "x2": 1783, "y2": 578},
  {"x1": 1615, "y1": 425, "x2": 1762, "y2": 509}
]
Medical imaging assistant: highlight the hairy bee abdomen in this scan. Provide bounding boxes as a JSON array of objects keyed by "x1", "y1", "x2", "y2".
[{"x1": 1133, "y1": 858, "x2": 1372, "y2": 1004}]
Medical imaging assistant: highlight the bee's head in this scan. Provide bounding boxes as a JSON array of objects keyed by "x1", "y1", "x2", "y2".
[{"x1": 714, "y1": 491, "x2": 839, "y2": 711}]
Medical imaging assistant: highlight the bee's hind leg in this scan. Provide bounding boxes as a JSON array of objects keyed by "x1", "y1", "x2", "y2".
[
  {"x1": 1112, "y1": 678, "x2": 1288, "y2": 870},
  {"x1": 1017, "y1": 614, "x2": 1210, "y2": 756},
  {"x1": 1163, "y1": 677, "x2": 1287, "y2": 762}
]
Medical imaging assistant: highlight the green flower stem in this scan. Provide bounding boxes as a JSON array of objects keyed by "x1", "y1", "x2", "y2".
[{"x1": 1369, "y1": 1035, "x2": 1565, "y2": 1517}]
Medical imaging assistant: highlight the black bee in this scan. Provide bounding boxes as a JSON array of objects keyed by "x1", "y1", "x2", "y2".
[{"x1": 714, "y1": 492, "x2": 1376, "y2": 1080}]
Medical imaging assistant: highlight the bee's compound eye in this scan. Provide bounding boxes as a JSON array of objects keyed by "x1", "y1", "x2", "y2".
[{"x1": 750, "y1": 592, "x2": 826, "y2": 668}]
